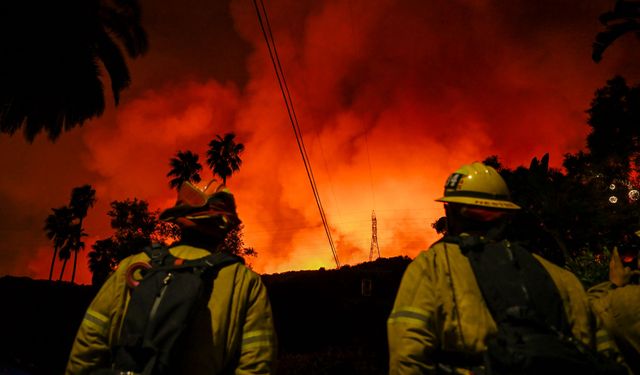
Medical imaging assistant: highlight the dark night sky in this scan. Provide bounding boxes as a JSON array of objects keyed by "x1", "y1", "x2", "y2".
[{"x1": 1, "y1": 0, "x2": 639, "y2": 284}]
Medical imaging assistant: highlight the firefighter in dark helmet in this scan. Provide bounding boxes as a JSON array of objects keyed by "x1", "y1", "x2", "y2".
[
  {"x1": 387, "y1": 162, "x2": 620, "y2": 374},
  {"x1": 66, "y1": 182, "x2": 276, "y2": 374}
]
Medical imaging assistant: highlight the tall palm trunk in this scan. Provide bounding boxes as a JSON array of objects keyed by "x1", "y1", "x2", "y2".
[
  {"x1": 48, "y1": 245, "x2": 58, "y2": 281},
  {"x1": 71, "y1": 219, "x2": 83, "y2": 283},
  {"x1": 71, "y1": 248, "x2": 79, "y2": 283},
  {"x1": 59, "y1": 258, "x2": 68, "y2": 281}
]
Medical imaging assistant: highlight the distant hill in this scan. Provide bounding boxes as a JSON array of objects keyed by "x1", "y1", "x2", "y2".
[{"x1": 0, "y1": 256, "x2": 411, "y2": 375}]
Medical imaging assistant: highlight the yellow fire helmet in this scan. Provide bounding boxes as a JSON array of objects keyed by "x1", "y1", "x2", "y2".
[{"x1": 436, "y1": 162, "x2": 521, "y2": 210}]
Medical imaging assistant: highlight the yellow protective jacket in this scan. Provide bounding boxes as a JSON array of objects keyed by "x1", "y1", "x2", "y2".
[
  {"x1": 589, "y1": 274, "x2": 640, "y2": 372},
  {"x1": 66, "y1": 245, "x2": 276, "y2": 375},
  {"x1": 388, "y1": 240, "x2": 610, "y2": 375}
]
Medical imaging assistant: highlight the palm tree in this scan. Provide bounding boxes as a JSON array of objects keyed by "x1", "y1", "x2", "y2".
[
  {"x1": 593, "y1": 0, "x2": 640, "y2": 62},
  {"x1": 44, "y1": 206, "x2": 74, "y2": 281},
  {"x1": 58, "y1": 225, "x2": 87, "y2": 281},
  {"x1": 88, "y1": 238, "x2": 118, "y2": 286},
  {"x1": 167, "y1": 150, "x2": 203, "y2": 189},
  {"x1": 58, "y1": 239, "x2": 72, "y2": 281},
  {"x1": 0, "y1": 0, "x2": 148, "y2": 141},
  {"x1": 68, "y1": 225, "x2": 88, "y2": 280},
  {"x1": 69, "y1": 185, "x2": 97, "y2": 283},
  {"x1": 207, "y1": 133, "x2": 245, "y2": 185}
]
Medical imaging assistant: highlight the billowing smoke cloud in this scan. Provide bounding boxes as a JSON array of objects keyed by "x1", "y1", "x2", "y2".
[{"x1": 2, "y1": 0, "x2": 640, "y2": 283}]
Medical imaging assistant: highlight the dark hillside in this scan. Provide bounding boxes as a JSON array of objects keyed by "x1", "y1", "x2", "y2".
[
  {"x1": 263, "y1": 256, "x2": 411, "y2": 374},
  {"x1": 0, "y1": 277, "x2": 96, "y2": 375}
]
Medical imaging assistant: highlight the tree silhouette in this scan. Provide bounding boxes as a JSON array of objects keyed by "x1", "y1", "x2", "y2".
[
  {"x1": 585, "y1": 76, "x2": 640, "y2": 182},
  {"x1": 167, "y1": 150, "x2": 203, "y2": 189},
  {"x1": 220, "y1": 223, "x2": 257, "y2": 260},
  {"x1": 478, "y1": 78, "x2": 640, "y2": 285},
  {"x1": 88, "y1": 198, "x2": 175, "y2": 286},
  {"x1": 207, "y1": 133, "x2": 245, "y2": 185},
  {"x1": 88, "y1": 238, "x2": 119, "y2": 287},
  {"x1": 491, "y1": 154, "x2": 574, "y2": 266},
  {"x1": 44, "y1": 206, "x2": 74, "y2": 281},
  {"x1": 0, "y1": 0, "x2": 148, "y2": 141},
  {"x1": 69, "y1": 185, "x2": 97, "y2": 283},
  {"x1": 593, "y1": 0, "x2": 640, "y2": 62},
  {"x1": 108, "y1": 199, "x2": 158, "y2": 254}
]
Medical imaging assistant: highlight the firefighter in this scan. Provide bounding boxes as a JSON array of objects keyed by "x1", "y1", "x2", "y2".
[
  {"x1": 387, "y1": 162, "x2": 617, "y2": 374},
  {"x1": 589, "y1": 244, "x2": 640, "y2": 371},
  {"x1": 66, "y1": 182, "x2": 276, "y2": 374}
]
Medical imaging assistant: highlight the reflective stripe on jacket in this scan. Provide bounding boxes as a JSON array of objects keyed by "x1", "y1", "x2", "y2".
[
  {"x1": 66, "y1": 245, "x2": 277, "y2": 375},
  {"x1": 388, "y1": 240, "x2": 602, "y2": 375}
]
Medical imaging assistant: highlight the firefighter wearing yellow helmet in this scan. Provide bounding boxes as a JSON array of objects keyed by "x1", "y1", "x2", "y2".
[
  {"x1": 66, "y1": 182, "x2": 276, "y2": 375},
  {"x1": 436, "y1": 162, "x2": 520, "y2": 210},
  {"x1": 387, "y1": 162, "x2": 622, "y2": 374}
]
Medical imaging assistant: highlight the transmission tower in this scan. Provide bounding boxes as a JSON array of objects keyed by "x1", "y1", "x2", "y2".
[{"x1": 369, "y1": 210, "x2": 381, "y2": 261}]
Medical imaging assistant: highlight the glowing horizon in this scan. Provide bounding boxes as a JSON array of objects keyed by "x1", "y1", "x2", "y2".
[{"x1": 4, "y1": 0, "x2": 640, "y2": 284}]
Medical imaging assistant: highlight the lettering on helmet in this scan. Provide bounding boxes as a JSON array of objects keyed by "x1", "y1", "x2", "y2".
[
  {"x1": 445, "y1": 173, "x2": 464, "y2": 190},
  {"x1": 474, "y1": 200, "x2": 510, "y2": 208}
]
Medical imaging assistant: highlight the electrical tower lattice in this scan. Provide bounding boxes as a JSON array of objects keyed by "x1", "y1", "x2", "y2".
[{"x1": 369, "y1": 210, "x2": 381, "y2": 261}]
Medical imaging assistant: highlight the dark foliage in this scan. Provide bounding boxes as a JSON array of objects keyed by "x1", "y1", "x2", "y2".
[
  {"x1": 207, "y1": 133, "x2": 245, "y2": 185},
  {"x1": 0, "y1": 0, "x2": 148, "y2": 141},
  {"x1": 219, "y1": 223, "x2": 257, "y2": 260},
  {"x1": 167, "y1": 150, "x2": 203, "y2": 190},
  {"x1": 88, "y1": 198, "x2": 178, "y2": 286}
]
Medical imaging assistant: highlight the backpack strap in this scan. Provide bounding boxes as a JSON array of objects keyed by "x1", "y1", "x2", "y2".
[
  {"x1": 143, "y1": 243, "x2": 172, "y2": 267},
  {"x1": 190, "y1": 251, "x2": 244, "y2": 272},
  {"x1": 113, "y1": 249, "x2": 242, "y2": 375},
  {"x1": 142, "y1": 250, "x2": 244, "y2": 277},
  {"x1": 450, "y1": 234, "x2": 569, "y2": 333}
]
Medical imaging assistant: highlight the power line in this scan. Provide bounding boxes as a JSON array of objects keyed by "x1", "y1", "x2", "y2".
[{"x1": 252, "y1": 0, "x2": 340, "y2": 268}]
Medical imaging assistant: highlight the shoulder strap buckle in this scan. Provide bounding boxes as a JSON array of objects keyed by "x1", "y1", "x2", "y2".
[{"x1": 143, "y1": 243, "x2": 171, "y2": 267}]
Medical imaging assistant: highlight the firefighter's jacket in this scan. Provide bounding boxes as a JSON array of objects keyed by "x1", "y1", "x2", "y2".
[
  {"x1": 589, "y1": 274, "x2": 640, "y2": 371},
  {"x1": 388, "y1": 240, "x2": 611, "y2": 374},
  {"x1": 66, "y1": 245, "x2": 276, "y2": 375}
]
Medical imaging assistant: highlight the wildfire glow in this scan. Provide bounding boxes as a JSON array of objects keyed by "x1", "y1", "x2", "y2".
[{"x1": 2, "y1": 0, "x2": 640, "y2": 284}]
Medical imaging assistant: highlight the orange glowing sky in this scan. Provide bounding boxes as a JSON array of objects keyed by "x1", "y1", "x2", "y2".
[{"x1": 2, "y1": 0, "x2": 640, "y2": 284}]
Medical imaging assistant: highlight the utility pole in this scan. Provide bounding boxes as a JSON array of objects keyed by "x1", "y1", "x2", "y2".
[{"x1": 369, "y1": 210, "x2": 381, "y2": 261}]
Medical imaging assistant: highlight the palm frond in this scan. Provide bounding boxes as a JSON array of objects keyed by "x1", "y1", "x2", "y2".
[
  {"x1": 593, "y1": 20, "x2": 640, "y2": 62},
  {"x1": 96, "y1": 29, "x2": 131, "y2": 105}
]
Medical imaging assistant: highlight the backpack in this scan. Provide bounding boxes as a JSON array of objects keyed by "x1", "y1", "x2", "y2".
[
  {"x1": 447, "y1": 235, "x2": 627, "y2": 375},
  {"x1": 92, "y1": 243, "x2": 242, "y2": 375}
]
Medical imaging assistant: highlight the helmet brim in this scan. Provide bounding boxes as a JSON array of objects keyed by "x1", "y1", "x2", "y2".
[{"x1": 436, "y1": 196, "x2": 521, "y2": 210}]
